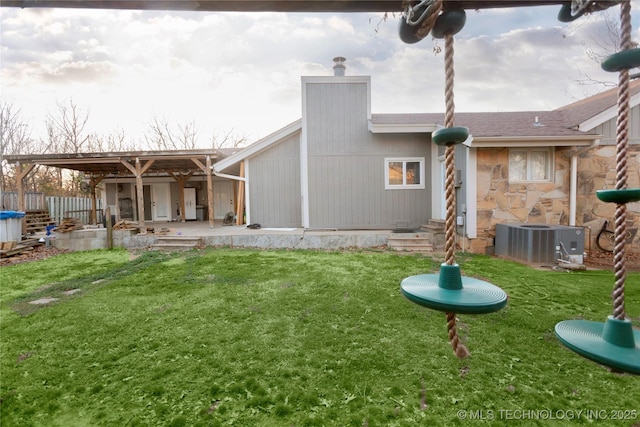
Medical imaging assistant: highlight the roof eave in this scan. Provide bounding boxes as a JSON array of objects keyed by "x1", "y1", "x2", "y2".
[
  {"x1": 468, "y1": 135, "x2": 601, "y2": 148},
  {"x1": 368, "y1": 121, "x2": 440, "y2": 134},
  {"x1": 213, "y1": 119, "x2": 302, "y2": 172}
]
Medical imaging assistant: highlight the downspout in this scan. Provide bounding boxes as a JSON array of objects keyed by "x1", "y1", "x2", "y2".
[
  {"x1": 570, "y1": 140, "x2": 599, "y2": 226},
  {"x1": 212, "y1": 171, "x2": 246, "y2": 182}
]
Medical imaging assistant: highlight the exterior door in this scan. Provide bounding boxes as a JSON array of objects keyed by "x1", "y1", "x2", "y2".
[
  {"x1": 214, "y1": 181, "x2": 234, "y2": 220},
  {"x1": 151, "y1": 183, "x2": 171, "y2": 221},
  {"x1": 184, "y1": 188, "x2": 197, "y2": 220}
]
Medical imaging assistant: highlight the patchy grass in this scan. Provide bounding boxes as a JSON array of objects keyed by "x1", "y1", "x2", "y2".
[{"x1": 0, "y1": 248, "x2": 638, "y2": 426}]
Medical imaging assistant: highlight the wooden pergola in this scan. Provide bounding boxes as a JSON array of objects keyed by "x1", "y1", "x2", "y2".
[{"x1": 5, "y1": 150, "x2": 222, "y2": 230}]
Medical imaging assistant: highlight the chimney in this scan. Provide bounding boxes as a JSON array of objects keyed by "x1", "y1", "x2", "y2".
[{"x1": 333, "y1": 57, "x2": 346, "y2": 76}]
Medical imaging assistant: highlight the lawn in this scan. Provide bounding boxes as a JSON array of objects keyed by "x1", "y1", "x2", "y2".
[{"x1": 0, "y1": 248, "x2": 638, "y2": 426}]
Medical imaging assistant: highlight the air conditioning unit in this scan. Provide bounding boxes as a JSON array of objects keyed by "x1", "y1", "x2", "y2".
[{"x1": 495, "y1": 223, "x2": 585, "y2": 265}]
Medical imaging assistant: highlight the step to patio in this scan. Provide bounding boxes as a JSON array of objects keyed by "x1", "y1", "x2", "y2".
[
  {"x1": 152, "y1": 236, "x2": 203, "y2": 251},
  {"x1": 420, "y1": 219, "x2": 446, "y2": 251},
  {"x1": 387, "y1": 234, "x2": 434, "y2": 252}
]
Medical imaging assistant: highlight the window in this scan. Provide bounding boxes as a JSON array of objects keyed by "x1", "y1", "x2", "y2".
[
  {"x1": 509, "y1": 148, "x2": 552, "y2": 182},
  {"x1": 385, "y1": 158, "x2": 425, "y2": 189}
]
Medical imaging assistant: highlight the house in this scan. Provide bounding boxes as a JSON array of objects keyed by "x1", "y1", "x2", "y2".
[
  {"x1": 6, "y1": 61, "x2": 639, "y2": 255},
  {"x1": 214, "y1": 59, "x2": 640, "y2": 254}
]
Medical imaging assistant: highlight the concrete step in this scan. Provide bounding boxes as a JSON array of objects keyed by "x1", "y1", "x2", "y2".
[
  {"x1": 152, "y1": 236, "x2": 203, "y2": 251},
  {"x1": 387, "y1": 234, "x2": 434, "y2": 252}
]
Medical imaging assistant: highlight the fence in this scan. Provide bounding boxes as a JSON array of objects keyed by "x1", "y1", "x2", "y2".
[
  {"x1": 1, "y1": 192, "x2": 103, "y2": 225},
  {"x1": 47, "y1": 196, "x2": 103, "y2": 225},
  {"x1": 1, "y1": 191, "x2": 46, "y2": 211}
]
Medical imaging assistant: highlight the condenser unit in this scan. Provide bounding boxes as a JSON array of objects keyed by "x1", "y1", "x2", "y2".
[{"x1": 495, "y1": 223, "x2": 585, "y2": 265}]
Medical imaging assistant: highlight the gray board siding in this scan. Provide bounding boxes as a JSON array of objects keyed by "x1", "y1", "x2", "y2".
[
  {"x1": 248, "y1": 132, "x2": 302, "y2": 228},
  {"x1": 305, "y1": 81, "x2": 432, "y2": 229},
  {"x1": 593, "y1": 104, "x2": 639, "y2": 144}
]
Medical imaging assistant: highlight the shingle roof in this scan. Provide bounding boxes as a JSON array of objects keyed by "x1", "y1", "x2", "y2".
[
  {"x1": 555, "y1": 79, "x2": 640, "y2": 127},
  {"x1": 371, "y1": 79, "x2": 640, "y2": 138},
  {"x1": 370, "y1": 110, "x2": 587, "y2": 137}
]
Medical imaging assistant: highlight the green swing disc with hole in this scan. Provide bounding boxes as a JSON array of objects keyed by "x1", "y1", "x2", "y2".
[
  {"x1": 596, "y1": 188, "x2": 640, "y2": 204},
  {"x1": 555, "y1": 317, "x2": 640, "y2": 375},
  {"x1": 400, "y1": 264, "x2": 508, "y2": 314},
  {"x1": 431, "y1": 9, "x2": 466, "y2": 39},
  {"x1": 432, "y1": 126, "x2": 469, "y2": 146},
  {"x1": 601, "y1": 48, "x2": 640, "y2": 72}
]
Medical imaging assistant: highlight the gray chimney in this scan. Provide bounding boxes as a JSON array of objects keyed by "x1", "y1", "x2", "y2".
[{"x1": 333, "y1": 57, "x2": 346, "y2": 76}]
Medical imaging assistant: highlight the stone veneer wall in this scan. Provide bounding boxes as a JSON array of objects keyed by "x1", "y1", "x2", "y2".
[{"x1": 471, "y1": 145, "x2": 640, "y2": 255}]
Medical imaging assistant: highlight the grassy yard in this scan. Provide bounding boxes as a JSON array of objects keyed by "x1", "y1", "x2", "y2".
[{"x1": 0, "y1": 248, "x2": 638, "y2": 426}]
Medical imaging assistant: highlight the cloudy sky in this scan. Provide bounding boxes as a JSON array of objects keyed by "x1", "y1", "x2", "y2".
[{"x1": 1, "y1": 2, "x2": 639, "y2": 149}]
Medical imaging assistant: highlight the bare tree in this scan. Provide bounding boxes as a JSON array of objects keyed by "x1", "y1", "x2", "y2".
[
  {"x1": 88, "y1": 129, "x2": 137, "y2": 153},
  {"x1": 44, "y1": 99, "x2": 92, "y2": 195},
  {"x1": 575, "y1": 9, "x2": 640, "y2": 87},
  {"x1": 0, "y1": 101, "x2": 34, "y2": 195},
  {"x1": 145, "y1": 116, "x2": 198, "y2": 150},
  {"x1": 45, "y1": 99, "x2": 91, "y2": 154},
  {"x1": 209, "y1": 128, "x2": 248, "y2": 150}
]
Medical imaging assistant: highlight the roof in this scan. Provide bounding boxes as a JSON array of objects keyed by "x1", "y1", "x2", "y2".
[
  {"x1": 556, "y1": 79, "x2": 640, "y2": 131},
  {"x1": 370, "y1": 110, "x2": 591, "y2": 138},
  {"x1": 4, "y1": 149, "x2": 221, "y2": 177}
]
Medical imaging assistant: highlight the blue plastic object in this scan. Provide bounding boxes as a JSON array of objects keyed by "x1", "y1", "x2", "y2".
[{"x1": 0, "y1": 211, "x2": 26, "y2": 220}]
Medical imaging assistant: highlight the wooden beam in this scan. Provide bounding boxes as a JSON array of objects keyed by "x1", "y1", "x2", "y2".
[
  {"x1": 89, "y1": 175, "x2": 105, "y2": 225},
  {"x1": 169, "y1": 171, "x2": 194, "y2": 223},
  {"x1": 236, "y1": 161, "x2": 245, "y2": 226},
  {"x1": 16, "y1": 162, "x2": 36, "y2": 235},
  {"x1": 206, "y1": 156, "x2": 215, "y2": 228},
  {"x1": 0, "y1": 0, "x2": 569, "y2": 12}
]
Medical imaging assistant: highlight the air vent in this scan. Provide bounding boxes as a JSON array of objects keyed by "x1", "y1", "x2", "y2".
[{"x1": 495, "y1": 223, "x2": 585, "y2": 265}]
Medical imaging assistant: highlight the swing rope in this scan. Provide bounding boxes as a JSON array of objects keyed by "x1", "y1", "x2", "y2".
[
  {"x1": 443, "y1": 31, "x2": 470, "y2": 359},
  {"x1": 612, "y1": 0, "x2": 631, "y2": 321}
]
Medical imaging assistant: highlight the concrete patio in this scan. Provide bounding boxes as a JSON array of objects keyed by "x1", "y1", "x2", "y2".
[{"x1": 45, "y1": 221, "x2": 395, "y2": 252}]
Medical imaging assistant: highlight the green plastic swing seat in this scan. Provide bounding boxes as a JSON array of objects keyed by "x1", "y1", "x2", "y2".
[
  {"x1": 601, "y1": 48, "x2": 640, "y2": 72},
  {"x1": 555, "y1": 317, "x2": 640, "y2": 375},
  {"x1": 432, "y1": 126, "x2": 469, "y2": 146},
  {"x1": 596, "y1": 188, "x2": 640, "y2": 204},
  {"x1": 400, "y1": 264, "x2": 508, "y2": 314}
]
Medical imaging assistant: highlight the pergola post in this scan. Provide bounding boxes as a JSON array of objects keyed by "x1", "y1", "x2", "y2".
[
  {"x1": 206, "y1": 156, "x2": 215, "y2": 228},
  {"x1": 121, "y1": 158, "x2": 154, "y2": 229},
  {"x1": 16, "y1": 162, "x2": 35, "y2": 234},
  {"x1": 89, "y1": 175, "x2": 104, "y2": 225}
]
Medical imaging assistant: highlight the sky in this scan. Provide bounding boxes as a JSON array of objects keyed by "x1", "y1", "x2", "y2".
[{"x1": 1, "y1": 2, "x2": 639, "y2": 149}]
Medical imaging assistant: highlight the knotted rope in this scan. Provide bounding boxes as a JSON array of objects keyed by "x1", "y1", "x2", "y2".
[
  {"x1": 612, "y1": 0, "x2": 631, "y2": 321},
  {"x1": 402, "y1": 0, "x2": 443, "y2": 39},
  {"x1": 443, "y1": 31, "x2": 469, "y2": 359}
]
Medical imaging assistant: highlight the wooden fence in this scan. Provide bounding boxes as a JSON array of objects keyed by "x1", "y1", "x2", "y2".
[
  {"x1": 1, "y1": 191, "x2": 46, "y2": 211},
  {"x1": 47, "y1": 197, "x2": 103, "y2": 225},
  {"x1": 1, "y1": 192, "x2": 103, "y2": 225}
]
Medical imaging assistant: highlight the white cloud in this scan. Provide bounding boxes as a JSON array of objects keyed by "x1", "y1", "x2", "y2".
[{"x1": 0, "y1": 3, "x2": 638, "y2": 149}]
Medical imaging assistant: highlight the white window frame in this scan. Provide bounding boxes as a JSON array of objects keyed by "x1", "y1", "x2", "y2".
[
  {"x1": 508, "y1": 148, "x2": 553, "y2": 182},
  {"x1": 385, "y1": 157, "x2": 426, "y2": 190}
]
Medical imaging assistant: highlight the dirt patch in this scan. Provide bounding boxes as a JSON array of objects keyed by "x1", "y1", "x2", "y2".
[
  {"x1": 584, "y1": 250, "x2": 640, "y2": 271},
  {"x1": 0, "y1": 246, "x2": 70, "y2": 266}
]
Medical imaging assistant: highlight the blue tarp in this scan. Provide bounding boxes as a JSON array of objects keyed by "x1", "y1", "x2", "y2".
[{"x1": 0, "y1": 211, "x2": 26, "y2": 220}]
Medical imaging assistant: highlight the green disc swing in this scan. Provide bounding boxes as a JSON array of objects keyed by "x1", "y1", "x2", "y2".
[
  {"x1": 398, "y1": 0, "x2": 508, "y2": 358},
  {"x1": 555, "y1": 0, "x2": 640, "y2": 375}
]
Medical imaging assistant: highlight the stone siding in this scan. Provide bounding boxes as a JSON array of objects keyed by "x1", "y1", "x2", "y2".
[{"x1": 473, "y1": 145, "x2": 640, "y2": 255}]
